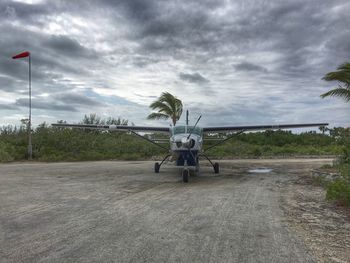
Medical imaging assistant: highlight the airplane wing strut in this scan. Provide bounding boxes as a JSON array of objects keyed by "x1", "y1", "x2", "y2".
[
  {"x1": 204, "y1": 130, "x2": 246, "y2": 152},
  {"x1": 129, "y1": 130, "x2": 169, "y2": 151}
]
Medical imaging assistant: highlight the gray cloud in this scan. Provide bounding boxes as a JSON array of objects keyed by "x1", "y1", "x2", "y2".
[
  {"x1": 55, "y1": 93, "x2": 104, "y2": 107},
  {"x1": 1, "y1": 0, "x2": 52, "y2": 22},
  {"x1": 11, "y1": 92, "x2": 104, "y2": 113},
  {"x1": 179, "y1": 72, "x2": 209, "y2": 84},
  {"x1": 0, "y1": 76, "x2": 20, "y2": 92},
  {"x1": 0, "y1": 103, "x2": 19, "y2": 110},
  {"x1": 234, "y1": 62, "x2": 268, "y2": 73},
  {"x1": 44, "y1": 35, "x2": 97, "y2": 59},
  {"x1": 0, "y1": 0, "x2": 349, "y2": 127},
  {"x1": 15, "y1": 98, "x2": 77, "y2": 112}
]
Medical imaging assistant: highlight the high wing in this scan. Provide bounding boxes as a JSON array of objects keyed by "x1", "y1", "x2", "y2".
[
  {"x1": 51, "y1": 123, "x2": 170, "y2": 133},
  {"x1": 202, "y1": 123, "x2": 329, "y2": 133}
]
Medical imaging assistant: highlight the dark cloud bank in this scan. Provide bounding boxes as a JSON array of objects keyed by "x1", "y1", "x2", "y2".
[{"x1": 0, "y1": 0, "x2": 349, "y2": 126}]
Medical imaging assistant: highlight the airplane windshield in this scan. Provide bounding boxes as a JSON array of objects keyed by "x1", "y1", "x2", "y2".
[{"x1": 173, "y1": 126, "x2": 202, "y2": 135}]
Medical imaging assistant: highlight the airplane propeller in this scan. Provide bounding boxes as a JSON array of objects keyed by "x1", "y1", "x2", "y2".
[{"x1": 181, "y1": 114, "x2": 202, "y2": 149}]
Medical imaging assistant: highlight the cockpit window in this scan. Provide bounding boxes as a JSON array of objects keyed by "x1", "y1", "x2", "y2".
[{"x1": 173, "y1": 126, "x2": 202, "y2": 135}]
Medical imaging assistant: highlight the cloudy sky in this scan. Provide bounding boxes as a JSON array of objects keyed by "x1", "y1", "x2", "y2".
[{"x1": 0, "y1": 0, "x2": 349, "y2": 128}]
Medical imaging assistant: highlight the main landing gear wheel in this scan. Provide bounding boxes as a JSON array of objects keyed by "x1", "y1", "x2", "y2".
[
  {"x1": 182, "y1": 169, "x2": 189, "y2": 183},
  {"x1": 154, "y1": 162, "x2": 160, "y2": 173},
  {"x1": 214, "y1": 162, "x2": 219, "y2": 174}
]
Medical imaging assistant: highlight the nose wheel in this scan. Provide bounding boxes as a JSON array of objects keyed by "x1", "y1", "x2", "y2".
[{"x1": 182, "y1": 169, "x2": 189, "y2": 183}]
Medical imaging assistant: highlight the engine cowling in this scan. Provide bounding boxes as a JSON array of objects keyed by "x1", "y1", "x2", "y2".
[{"x1": 181, "y1": 137, "x2": 195, "y2": 148}]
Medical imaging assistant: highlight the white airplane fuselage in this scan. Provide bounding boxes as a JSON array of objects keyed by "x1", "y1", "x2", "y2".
[{"x1": 169, "y1": 126, "x2": 203, "y2": 167}]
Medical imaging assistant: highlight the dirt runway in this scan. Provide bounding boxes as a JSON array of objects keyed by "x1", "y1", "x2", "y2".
[{"x1": 1, "y1": 159, "x2": 344, "y2": 263}]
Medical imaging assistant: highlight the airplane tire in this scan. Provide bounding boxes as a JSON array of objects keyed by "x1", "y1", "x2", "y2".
[
  {"x1": 214, "y1": 163, "x2": 219, "y2": 174},
  {"x1": 155, "y1": 162, "x2": 160, "y2": 173},
  {"x1": 182, "y1": 169, "x2": 189, "y2": 183}
]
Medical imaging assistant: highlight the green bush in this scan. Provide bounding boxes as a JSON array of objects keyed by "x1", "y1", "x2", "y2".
[
  {"x1": 339, "y1": 164, "x2": 350, "y2": 179},
  {"x1": 325, "y1": 141, "x2": 350, "y2": 206},
  {"x1": 251, "y1": 146, "x2": 262, "y2": 157},
  {"x1": 340, "y1": 144, "x2": 350, "y2": 165},
  {"x1": 0, "y1": 142, "x2": 15, "y2": 162},
  {"x1": 326, "y1": 179, "x2": 350, "y2": 206}
]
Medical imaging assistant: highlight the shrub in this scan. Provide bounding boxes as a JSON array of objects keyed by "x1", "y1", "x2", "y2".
[
  {"x1": 339, "y1": 164, "x2": 350, "y2": 180},
  {"x1": 0, "y1": 142, "x2": 15, "y2": 162},
  {"x1": 320, "y1": 164, "x2": 333, "y2": 169},
  {"x1": 326, "y1": 179, "x2": 350, "y2": 206},
  {"x1": 251, "y1": 146, "x2": 262, "y2": 157}
]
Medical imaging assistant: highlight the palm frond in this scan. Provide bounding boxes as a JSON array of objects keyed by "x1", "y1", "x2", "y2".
[
  {"x1": 147, "y1": 92, "x2": 183, "y2": 125},
  {"x1": 147, "y1": 112, "x2": 169, "y2": 120},
  {"x1": 322, "y1": 62, "x2": 350, "y2": 85},
  {"x1": 338, "y1": 62, "x2": 350, "y2": 71},
  {"x1": 158, "y1": 93, "x2": 177, "y2": 111},
  {"x1": 320, "y1": 87, "x2": 350, "y2": 102},
  {"x1": 149, "y1": 101, "x2": 173, "y2": 115},
  {"x1": 321, "y1": 62, "x2": 350, "y2": 103},
  {"x1": 322, "y1": 71, "x2": 350, "y2": 84}
]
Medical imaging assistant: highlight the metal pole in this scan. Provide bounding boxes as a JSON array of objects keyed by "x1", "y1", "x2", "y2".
[
  {"x1": 28, "y1": 54, "x2": 32, "y2": 160},
  {"x1": 186, "y1": 110, "x2": 189, "y2": 126}
]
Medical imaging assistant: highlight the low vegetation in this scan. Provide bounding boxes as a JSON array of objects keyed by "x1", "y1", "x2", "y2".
[
  {"x1": 325, "y1": 132, "x2": 350, "y2": 206},
  {"x1": 0, "y1": 114, "x2": 346, "y2": 163}
]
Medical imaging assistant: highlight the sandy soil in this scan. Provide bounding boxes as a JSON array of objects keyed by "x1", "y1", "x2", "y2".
[
  {"x1": 280, "y1": 175, "x2": 350, "y2": 263},
  {"x1": 0, "y1": 159, "x2": 348, "y2": 262},
  {"x1": 215, "y1": 159, "x2": 350, "y2": 262}
]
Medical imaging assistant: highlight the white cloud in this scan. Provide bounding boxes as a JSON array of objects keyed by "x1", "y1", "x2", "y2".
[{"x1": 13, "y1": 0, "x2": 45, "y2": 4}]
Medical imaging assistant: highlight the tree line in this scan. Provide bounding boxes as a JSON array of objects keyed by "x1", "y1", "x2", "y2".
[{"x1": 0, "y1": 114, "x2": 347, "y2": 163}]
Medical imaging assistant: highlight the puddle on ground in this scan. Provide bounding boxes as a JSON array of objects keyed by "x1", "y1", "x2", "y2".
[{"x1": 248, "y1": 168, "x2": 273, "y2": 174}]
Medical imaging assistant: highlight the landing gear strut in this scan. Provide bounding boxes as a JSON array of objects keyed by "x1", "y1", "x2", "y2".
[
  {"x1": 154, "y1": 154, "x2": 171, "y2": 173},
  {"x1": 199, "y1": 153, "x2": 219, "y2": 174},
  {"x1": 182, "y1": 169, "x2": 189, "y2": 183}
]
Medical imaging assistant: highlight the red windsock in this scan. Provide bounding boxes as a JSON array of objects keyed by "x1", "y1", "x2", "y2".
[{"x1": 12, "y1": 51, "x2": 30, "y2": 59}]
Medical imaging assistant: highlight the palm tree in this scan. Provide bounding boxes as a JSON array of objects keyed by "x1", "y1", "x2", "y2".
[
  {"x1": 320, "y1": 62, "x2": 350, "y2": 102},
  {"x1": 147, "y1": 92, "x2": 183, "y2": 126}
]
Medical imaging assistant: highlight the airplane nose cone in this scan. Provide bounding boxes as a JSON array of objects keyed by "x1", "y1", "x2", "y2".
[
  {"x1": 181, "y1": 137, "x2": 188, "y2": 144},
  {"x1": 181, "y1": 137, "x2": 195, "y2": 148}
]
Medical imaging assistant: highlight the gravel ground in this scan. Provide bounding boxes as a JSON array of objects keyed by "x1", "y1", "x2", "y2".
[
  {"x1": 0, "y1": 158, "x2": 346, "y2": 263},
  {"x1": 280, "y1": 175, "x2": 350, "y2": 263}
]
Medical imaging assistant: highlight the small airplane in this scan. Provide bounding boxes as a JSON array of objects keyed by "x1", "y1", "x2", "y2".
[{"x1": 52, "y1": 111, "x2": 328, "y2": 183}]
